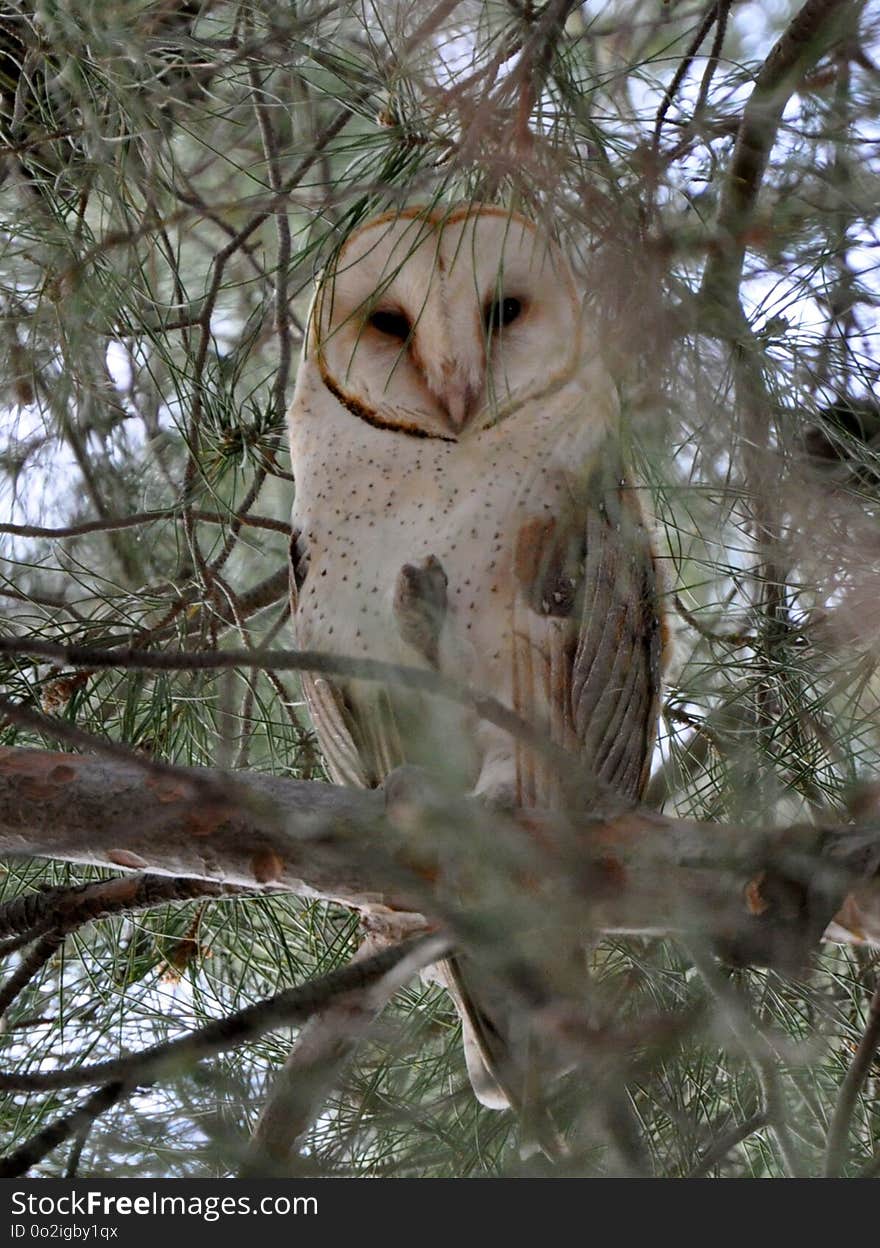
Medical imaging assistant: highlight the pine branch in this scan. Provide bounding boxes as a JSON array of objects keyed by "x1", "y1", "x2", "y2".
[
  {"x1": 239, "y1": 927, "x2": 426, "y2": 1177},
  {"x1": 0, "y1": 744, "x2": 877, "y2": 966},
  {"x1": 0, "y1": 874, "x2": 231, "y2": 942},
  {"x1": 0, "y1": 1082, "x2": 126, "y2": 1179},
  {"x1": 700, "y1": 0, "x2": 855, "y2": 314},
  {"x1": 0, "y1": 509, "x2": 290, "y2": 540},
  {"x1": 824, "y1": 982, "x2": 880, "y2": 1175},
  {"x1": 0, "y1": 934, "x2": 448, "y2": 1093}
]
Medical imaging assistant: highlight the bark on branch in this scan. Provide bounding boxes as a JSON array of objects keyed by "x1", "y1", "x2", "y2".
[{"x1": 2, "y1": 745, "x2": 880, "y2": 969}]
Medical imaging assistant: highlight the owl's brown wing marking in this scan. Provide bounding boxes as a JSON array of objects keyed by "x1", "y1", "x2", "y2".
[
  {"x1": 512, "y1": 460, "x2": 663, "y2": 808},
  {"x1": 289, "y1": 529, "x2": 405, "y2": 790}
]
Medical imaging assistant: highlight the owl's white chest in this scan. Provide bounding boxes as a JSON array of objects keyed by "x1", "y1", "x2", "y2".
[{"x1": 290, "y1": 380, "x2": 602, "y2": 674}]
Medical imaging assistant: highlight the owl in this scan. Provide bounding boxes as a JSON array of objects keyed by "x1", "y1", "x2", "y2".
[{"x1": 287, "y1": 204, "x2": 664, "y2": 1113}]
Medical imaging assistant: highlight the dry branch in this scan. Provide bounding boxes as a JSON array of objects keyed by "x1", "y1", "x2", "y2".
[{"x1": 0, "y1": 873, "x2": 230, "y2": 942}]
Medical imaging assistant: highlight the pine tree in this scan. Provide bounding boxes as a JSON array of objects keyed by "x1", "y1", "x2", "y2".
[{"x1": 1, "y1": 0, "x2": 879, "y2": 1177}]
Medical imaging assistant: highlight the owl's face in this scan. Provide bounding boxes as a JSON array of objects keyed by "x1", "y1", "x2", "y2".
[{"x1": 309, "y1": 206, "x2": 585, "y2": 439}]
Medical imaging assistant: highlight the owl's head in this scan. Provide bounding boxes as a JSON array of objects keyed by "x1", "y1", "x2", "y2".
[{"x1": 307, "y1": 205, "x2": 586, "y2": 439}]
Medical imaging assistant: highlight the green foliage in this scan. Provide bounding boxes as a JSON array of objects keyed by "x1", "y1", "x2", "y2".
[{"x1": 1, "y1": 0, "x2": 879, "y2": 1177}]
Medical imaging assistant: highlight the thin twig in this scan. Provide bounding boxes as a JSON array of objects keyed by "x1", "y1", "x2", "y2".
[
  {"x1": 0, "y1": 931, "x2": 63, "y2": 1018},
  {"x1": 687, "y1": 943, "x2": 803, "y2": 1177},
  {"x1": 701, "y1": 0, "x2": 852, "y2": 310},
  {"x1": 0, "y1": 1082, "x2": 125, "y2": 1178},
  {"x1": 652, "y1": 2, "x2": 720, "y2": 150},
  {"x1": 63, "y1": 1124, "x2": 89, "y2": 1179},
  {"x1": 181, "y1": 104, "x2": 358, "y2": 579},
  {"x1": 673, "y1": 593, "x2": 755, "y2": 647},
  {"x1": 0, "y1": 639, "x2": 581, "y2": 787},
  {"x1": 0, "y1": 509, "x2": 290, "y2": 540},
  {"x1": 824, "y1": 982, "x2": 880, "y2": 1176},
  {"x1": 0, "y1": 934, "x2": 449, "y2": 1093},
  {"x1": 692, "y1": 0, "x2": 732, "y2": 121},
  {"x1": 203, "y1": 14, "x2": 296, "y2": 582},
  {"x1": 688, "y1": 1110, "x2": 769, "y2": 1176}
]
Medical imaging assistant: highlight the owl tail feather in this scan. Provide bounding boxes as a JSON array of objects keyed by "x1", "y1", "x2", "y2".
[
  {"x1": 439, "y1": 955, "x2": 568, "y2": 1162},
  {"x1": 441, "y1": 956, "x2": 512, "y2": 1111}
]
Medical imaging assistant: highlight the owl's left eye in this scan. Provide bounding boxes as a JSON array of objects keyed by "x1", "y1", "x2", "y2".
[
  {"x1": 369, "y1": 309, "x2": 411, "y2": 340},
  {"x1": 484, "y1": 296, "x2": 523, "y2": 332}
]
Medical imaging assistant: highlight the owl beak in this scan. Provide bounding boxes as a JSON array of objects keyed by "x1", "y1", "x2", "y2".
[{"x1": 442, "y1": 377, "x2": 481, "y2": 432}]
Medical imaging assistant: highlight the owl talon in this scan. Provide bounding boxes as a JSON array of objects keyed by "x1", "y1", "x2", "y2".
[{"x1": 393, "y1": 554, "x2": 448, "y2": 666}]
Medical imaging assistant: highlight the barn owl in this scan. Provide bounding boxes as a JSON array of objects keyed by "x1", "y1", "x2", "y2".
[{"x1": 287, "y1": 204, "x2": 664, "y2": 1113}]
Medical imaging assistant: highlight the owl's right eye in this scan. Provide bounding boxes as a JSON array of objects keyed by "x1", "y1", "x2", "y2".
[
  {"x1": 484, "y1": 296, "x2": 523, "y2": 332},
  {"x1": 369, "y1": 309, "x2": 411, "y2": 340}
]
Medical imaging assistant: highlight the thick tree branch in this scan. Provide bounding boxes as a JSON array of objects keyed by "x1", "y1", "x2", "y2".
[
  {"x1": 0, "y1": 638, "x2": 580, "y2": 791},
  {"x1": 1, "y1": 746, "x2": 879, "y2": 968}
]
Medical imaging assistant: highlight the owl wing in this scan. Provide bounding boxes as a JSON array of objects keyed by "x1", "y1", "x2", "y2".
[
  {"x1": 511, "y1": 454, "x2": 664, "y2": 808},
  {"x1": 289, "y1": 530, "x2": 403, "y2": 790},
  {"x1": 447, "y1": 458, "x2": 663, "y2": 1123}
]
